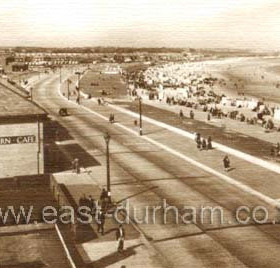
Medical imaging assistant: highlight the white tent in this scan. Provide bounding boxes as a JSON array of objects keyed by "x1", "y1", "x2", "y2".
[
  {"x1": 274, "y1": 109, "x2": 280, "y2": 121},
  {"x1": 247, "y1": 100, "x2": 258, "y2": 110}
]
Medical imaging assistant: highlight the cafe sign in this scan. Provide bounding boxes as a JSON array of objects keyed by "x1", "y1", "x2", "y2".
[{"x1": 0, "y1": 135, "x2": 36, "y2": 145}]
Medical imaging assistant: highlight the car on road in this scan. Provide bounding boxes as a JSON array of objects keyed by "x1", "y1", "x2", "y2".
[{"x1": 58, "y1": 108, "x2": 69, "y2": 116}]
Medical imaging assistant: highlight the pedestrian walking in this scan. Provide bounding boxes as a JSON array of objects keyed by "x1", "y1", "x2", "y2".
[
  {"x1": 79, "y1": 194, "x2": 87, "y2": 207},
  {"x1": 72, "y1": 158, "x2": 80, "y2": 174},
  {"x1": 109, "y1": 113, "x2": 115, "y2": 123},
  {"x1": 88, "y1": 195, "x2": 96, "y2": 216},
  {"x1": 202, "y1": 139, "x2": 207, "y2": 150},
  {"x1": 100, "y1": 188, "x2": 110, "y2": 210},
  {"x1": 97, "y1": 98, "x2": 101, "y2": 105},
  {"x1": 197, "y1": 139, "x2": 201, "y2": 150},
  {"x1": 190, "y1": 110, "x2": 194, "y2": 119},
  {"x1": 179, "y1": 109, "x2": 184, "y2": 119},
  {"x1": 207, "y1": 113, "x2": 211, "y2": 121},
  {"x1": 72, "y1": 158, "x2": 76, "y2": 172},
  {"x1": 195, "y1": 133, "x2": 201, "y2": 142},
  {"x1": 100, "y1": 188, "x2": 108, "y2": 200},
  {"x1": 78, "y1": 194, "x2": 91, "y2": 221},
  {"x1": 97, "y1": 210, "x2": 105, "y2": 235},
  {"x1": 195, "y1": 133, "x2": 201, "y2": 150},
  {"x1": 134, "y1": 119, "x2": 138, "y2": 126},
  {"x1": 76, "y1": 95, "x2": 80, "y2": 104},
  {"x1": 223, "y1": 155, "x2": 230, "y2": 172},
  {"x1": 116, "y1": 224, "x2": 125, "y2": 252},
  {"x1": 207, "y1": 136, "x2": 212, "y2": 150}
]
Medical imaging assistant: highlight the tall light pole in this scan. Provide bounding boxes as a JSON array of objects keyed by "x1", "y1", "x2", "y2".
[
  {"x1": 30, "y1": 87, "x2": 33, "y2": 101},
  {"x1": 139, "y1": 97, "x2": 143, "y2": 136},
  {"x1": 59, "y1": 65, "x2": 62, "y2": 84},
  {"x1": 67, "y1": 79, "x2": 72, "y2": 100},
  {"x1": 103, "y1": 132, "x2": 111, "y2": 199}
]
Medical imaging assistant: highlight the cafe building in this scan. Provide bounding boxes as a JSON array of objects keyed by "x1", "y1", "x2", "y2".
[{"x1": 0, "y1": 83, "x2": 47, "y2": 178}]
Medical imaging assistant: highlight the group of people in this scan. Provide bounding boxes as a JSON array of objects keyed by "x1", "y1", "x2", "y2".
[
  {"x1": 97, "y1": 97, "x2": 106, "y2": 105},
  {"x1": 179, "y1": 109, "x2": 194, "y2": 120},
  {"x1": 195, "y1": 133, "x2": 212, "y2": 150},
  {"x1": 194, "y1": 134, "x2": 232, "y2": 172},
  {"x1": 78, "y1": 190, "x2": 108, "y2": 235},
  {"x1": 79, "y1": 193, "x2": 97, "y2": 215},
  {"x1": 78, "y1": 189, "x2": 126, "y2": 253}
]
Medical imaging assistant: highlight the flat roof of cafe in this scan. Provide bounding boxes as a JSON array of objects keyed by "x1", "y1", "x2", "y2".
[{"x1": 0, "y1": 84, "x2": 46, "y2": 119}]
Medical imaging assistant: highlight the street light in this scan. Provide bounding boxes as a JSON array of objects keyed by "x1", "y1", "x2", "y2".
[
  {"x1": 139, "y1": 97, "x2": 143, "y2": 136},
  {"x1": 59, "y1": 65, "x2": 62, "y2": 84},
  {"x1": 30, "y1": 87, "x2": 33, "y2": 101},
  {"x1": 67, "y1": 79, "x2": 72, "y2": 100},
  {"x1": 103, "y1": 132, "x2": 111, "y2": 199}
]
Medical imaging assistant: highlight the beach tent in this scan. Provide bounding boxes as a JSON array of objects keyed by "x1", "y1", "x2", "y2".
[
  {"x1": 158, "y1": 91, "x2": 164, "y2": 101},
  {"x1": 236, "y1": 99, "x2": 245, "y2": 108},
  {"x1": 221, "y1": 97, "x2": 233, "y2": 106},
  {"x1": 259, "y1": 105, "x2": 266, "y2": 113},
  {"x1": 274, "y1": 109, "x2": 280, "y2": 121},
  {"x1": 247, "y1": 100, "x2": 258, "y2": 110}
]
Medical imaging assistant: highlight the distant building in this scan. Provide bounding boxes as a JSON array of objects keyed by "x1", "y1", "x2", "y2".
[
  {"x1": 0, "y1": 51, "x2": 14, "y2": 73},
  {"x1": 11, "y1": 62, "x2": 29, "y2": 72}
]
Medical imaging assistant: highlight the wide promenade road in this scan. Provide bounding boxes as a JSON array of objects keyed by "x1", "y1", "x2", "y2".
[{"x1": 33, "y1": 73, "x2": 280, "y2": 268}]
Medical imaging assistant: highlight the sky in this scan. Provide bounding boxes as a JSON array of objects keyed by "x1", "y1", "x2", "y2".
[{"x1": 0, "y1": 0, "x2": 280, "y2": 50}]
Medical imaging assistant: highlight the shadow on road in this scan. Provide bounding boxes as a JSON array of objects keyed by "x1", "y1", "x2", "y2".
[{"x1": 44, "y1": 119, "x2": 101, "y2": 173}]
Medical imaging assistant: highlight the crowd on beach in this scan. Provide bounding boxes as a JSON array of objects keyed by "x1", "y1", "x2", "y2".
[{"x1": 128, "y1": 62, "x2": 280, "y2": 132}]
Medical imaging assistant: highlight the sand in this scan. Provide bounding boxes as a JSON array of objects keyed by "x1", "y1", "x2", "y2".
[{"x1": 197, "y1": 56, "x2": 280, "y2": 107}]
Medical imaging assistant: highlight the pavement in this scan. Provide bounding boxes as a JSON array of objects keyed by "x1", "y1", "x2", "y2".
[
  {"x1": 52, "y1": 172, "x2": 165, "y2": 268},
  {"x1": 31, "y1": 72, "x2": 280, "y2": 267}
]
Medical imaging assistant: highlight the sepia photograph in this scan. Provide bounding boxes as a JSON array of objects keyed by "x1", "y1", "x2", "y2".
[{"x1": 0, "y1": 0, "x2": 280, "y2": 267}]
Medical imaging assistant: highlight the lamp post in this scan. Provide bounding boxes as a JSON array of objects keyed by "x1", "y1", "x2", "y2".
[
  {"x1": 103, "y1": 132, "x2": 111, "y2": 198},
  {"x1": 59, "y1": 65, "x2": 62, "y2": 84},
  {"x1": 30, "y1": 87, "x2": 33, "y2": 101},
  {"x1": 139, "y1": 97, "x2": 143, "y2": 136},
  {"x1": 67, "y1": 79, "x2": 72, "y2": 100}
]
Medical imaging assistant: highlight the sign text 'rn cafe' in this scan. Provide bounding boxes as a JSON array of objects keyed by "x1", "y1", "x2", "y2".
[{"x1": 0, "y1": 135, "x2": 36, "y2": 145}]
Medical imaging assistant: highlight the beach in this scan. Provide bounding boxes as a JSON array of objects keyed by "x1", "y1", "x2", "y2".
[{"x1": 201, "y1": 56, "x2": 280, "y2": 106}]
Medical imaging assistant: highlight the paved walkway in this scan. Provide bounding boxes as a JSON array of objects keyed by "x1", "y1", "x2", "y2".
[{"x1": 52, "y1": 172, "x2": 165, "y2": 268}]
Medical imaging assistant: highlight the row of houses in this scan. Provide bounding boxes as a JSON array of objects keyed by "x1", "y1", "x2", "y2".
[
  {"x1": 0, "y1": 53, "x2": 80, "y2": 73},
  {"x1": 0, "y1": 48, "x2": 208, "y2": 73}
]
